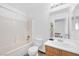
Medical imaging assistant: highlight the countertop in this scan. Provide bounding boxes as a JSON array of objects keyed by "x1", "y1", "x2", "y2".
[{"x1": 44, "y1": 37, "x2": 79, "y2": 54}]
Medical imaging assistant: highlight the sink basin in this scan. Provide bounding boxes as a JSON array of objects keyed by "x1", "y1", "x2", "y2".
[{"x1": 49, "y1": 37, "x2": 77, "y2": 48}]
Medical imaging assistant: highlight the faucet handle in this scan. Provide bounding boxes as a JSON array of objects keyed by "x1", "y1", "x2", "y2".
[{"x1": 26, "y1": 35, "x2": 30, "y2": 40}]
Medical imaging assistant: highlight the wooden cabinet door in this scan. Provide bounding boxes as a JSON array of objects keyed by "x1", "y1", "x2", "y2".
[
  {"x1": 50, "y1": 47, "x2": 62, "y2": 56},
  {"x1": 45, "y1": 45, "x2": 62, "y2": 56},
  {"x1": 62, "y1": 50, "x2": 79, "y2": 56},
  {"x1": 45, "y1": 45, "x2": 54, "y2": 56}
]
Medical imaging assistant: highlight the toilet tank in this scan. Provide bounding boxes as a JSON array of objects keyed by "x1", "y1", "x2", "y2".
[{"x1": 33, "y1": 38, "x2": 43, "y2": 47}]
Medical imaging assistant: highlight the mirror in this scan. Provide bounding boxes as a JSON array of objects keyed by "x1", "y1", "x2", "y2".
[{"x1": 49, "y1": 8, "x2": 69, "y2": 39}]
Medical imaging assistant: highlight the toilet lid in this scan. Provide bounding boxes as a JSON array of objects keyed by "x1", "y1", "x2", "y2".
[{"x1": 29, "y1": 46, "x2": 38, "y2": 52}]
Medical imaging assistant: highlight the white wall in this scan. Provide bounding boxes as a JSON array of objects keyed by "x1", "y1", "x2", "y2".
[{"x1": 6, "y1": 3, "x2": 50, "y2": 42}]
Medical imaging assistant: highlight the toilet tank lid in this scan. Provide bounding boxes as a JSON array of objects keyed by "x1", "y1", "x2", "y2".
[
  {"x1": 33, "y1": 38, "x2": 43, "y2": 46},
  {"x1": 35, "y1": 38, "x2": 43, "y2": 40}
]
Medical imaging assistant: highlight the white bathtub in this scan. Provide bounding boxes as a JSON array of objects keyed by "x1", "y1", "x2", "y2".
[{"x1": 0, "y1": 42, "x2": 32, "y2": 56}]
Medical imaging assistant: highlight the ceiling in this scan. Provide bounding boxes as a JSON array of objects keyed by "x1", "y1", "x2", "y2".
[{"x1": 6, "y1": 3, "x2": 50, "y2": 17}]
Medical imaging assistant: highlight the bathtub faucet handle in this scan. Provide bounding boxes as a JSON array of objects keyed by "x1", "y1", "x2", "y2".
[{"x1": 26, "y1": 35, "x2": 30, "y2": 40}]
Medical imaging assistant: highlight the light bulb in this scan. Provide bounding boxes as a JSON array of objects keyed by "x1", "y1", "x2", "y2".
[{"x1": 75, "y1": 22, "x2": 79, "y2": 30}]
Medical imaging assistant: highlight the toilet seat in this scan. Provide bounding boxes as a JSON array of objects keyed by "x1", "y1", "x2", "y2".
[
  {"x1": 28, "y1": 46, "x2": 38, "y2": 56},
  {"x1": 28, "y1": 38, "x2": 43, "y2": 56}
]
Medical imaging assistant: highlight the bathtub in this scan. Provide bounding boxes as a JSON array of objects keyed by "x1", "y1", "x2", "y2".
[{"x1": 0, "y1": 41, "x2": 32, "y2": 56}]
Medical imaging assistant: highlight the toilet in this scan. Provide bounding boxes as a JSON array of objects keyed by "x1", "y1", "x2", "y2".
[{"x1": 28, "y1": 38, "x2": 43, "y2": 56}]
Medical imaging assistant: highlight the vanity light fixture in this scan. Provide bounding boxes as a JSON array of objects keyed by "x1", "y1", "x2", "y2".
[
  {"x1": 75, "y1": 16, "x2": 79, "y2": 30},
  {"x1": 75, "y1": 22, "x2": 79, "y2": 30}
]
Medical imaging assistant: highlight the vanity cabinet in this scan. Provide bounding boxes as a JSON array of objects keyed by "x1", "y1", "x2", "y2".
[{"x1": 45, "y1": 45, "x2": 79, "y2": 56}]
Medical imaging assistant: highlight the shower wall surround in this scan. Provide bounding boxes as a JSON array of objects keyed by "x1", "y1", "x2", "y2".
[{"x1": 0, "y1": 4, "x2": 31, "y2": 48}]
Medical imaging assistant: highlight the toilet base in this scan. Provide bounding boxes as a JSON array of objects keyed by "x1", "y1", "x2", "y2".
[
  {"x1": 28, "y1": 51, "x2": 38, "y2": 56},
  {"x1": 28, "y1": 46, "x2": 39, "y2": 56}
]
